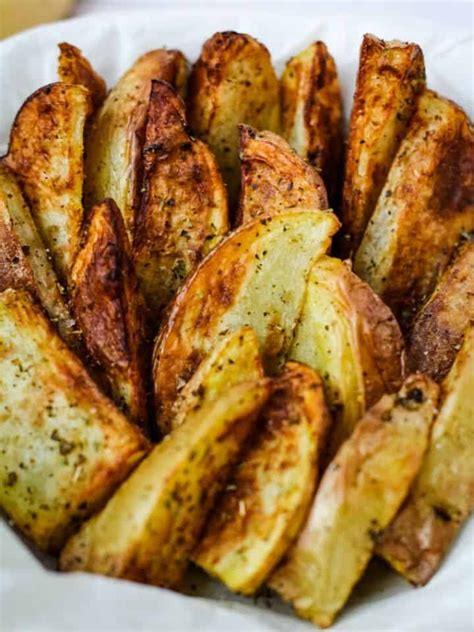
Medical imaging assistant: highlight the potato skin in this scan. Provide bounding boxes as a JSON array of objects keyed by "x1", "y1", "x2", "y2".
[
  {"x1": 269, "y1": 374, "x2": 438, "y2": 628},
  {"x1": 4, "y1": 82, "x2": 92, "y2": 283},
  {"x1": 377, "y1": 328, "x2": 474, "y2": 586},
  {"x1": 355, "y1": 90, "x2": 474, "y2": 328},
  {"x1": 84, "y1": 50, "x2": 188, "y2": 236},
  {"x1": 281, "y1": 41, "x2": 343, "y2": 206},
  {"x1": 0, "y1": 288, "x2": 148, "y2": 554},
  {"x1": 406, "y1": 239, "x2": 474, "y2": 382},
  {"x1": 187, "y1": 31, "x2": 280, "y2": 207},
  {"x1": 58, "y1": 42, "x2": 107, "y2": 111},
  {"x1": 60, "y1": 379, "x2": 269, "y2": 588},
  {"x1": 133, "y1": 80, "x2": 228, "y2": 316},
  {"x1": 70, "y1": 199, "x2": 148, "y2": 427},
  {"x1": 237, "y1": 125, "x2": 328, "y2": 225},
  {"x1": 340, "y1": 34, "x2": 426, "y2": 256},
  {"x1": 194, "y1": 362, "x2": 331, "y2": 595}
]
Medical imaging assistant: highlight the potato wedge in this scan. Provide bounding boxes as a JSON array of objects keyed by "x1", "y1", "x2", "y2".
[
  {"x1": 166, "y1": 326, "x2": 263, "y2": 435},
  {"x1": 188, "y1": 31, "x2": 280, "y2": 206},
  {"x1": 355, "y1": 90, "x2": 474, "y2": 327},
  {"x1": 133, "y1": 80, "x2": 229, "y2": 315},
  {"x1": 60, "y1": 379, "x2": 269, "y2": 587},
  {"x1": 289, "y1": 255, "x2": 403, "y2": 455},
  {"x1": 237, "y1": 125, "x2": 328, "y2": 225},
  {"x1": 4, "y1": 83, "x2": 91, "y2": 282},
  {"x1": 194, "y1": 362, "x2": 331, "y2": 595},
  {"x1": 376, "y1": 327, "x2": 474, "y2": 585},
  {"x1": 153, "y1": 211, "x2": 340, "y2": 431},
  {"x1": 58, "y1": 42, "x2": 107, "y2": 111},
  {"x1": 280, "y1": 41, "x2": 343, "y2": 206},
  {"x1": 406, "y1": 239, "x2": 474, "y2": 382},
  {"x1": 84, "y1": 50, "x2": 188, "y2": 235},
  {"x1": 340, "y1": 34, "x2": 426, "y2": 256},
  {"x1": 269, "y1": 374, "x2": 439, "y2": 628},
  {"x1": 0, "y1": 288, "x2": 148, "y2": 554},
  {"x1": 70, "y1": 199, "x2": 147, "y2": 426}
]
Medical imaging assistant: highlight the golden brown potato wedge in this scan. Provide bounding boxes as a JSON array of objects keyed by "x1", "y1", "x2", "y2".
[
  {"x1": 165, "y1": 326, "x2": 263, "y2": 435},
  {"x1": 60, "y1": 379, "x2": 269, "y2": 588},
  {"x1": 406, "y1": 239, "x2": 474, "y2": 382},
  {"x1": 70, "y1": 199, "x2": 147, "y2": 426},
  {"x1": 289, "y1": 255, "x2": 404, "y2": 455},
  {"x1": 280, "y1": 41, "x2": 343, "y2": 206},
  {"x1": 194, "y1": 362, "x2": 331, "y2": 595},
  {"x1": 188, "y1": 31, "x2": 280, "y2": 207},
  {"x1": 269, "y1": 374, "x2": 439, "y2": 628},
  {"x1": 354, "y1": 90, "x2": 474, "y2": 327},
  {"x1": 377, "y1": 327, "x2": 474, "y2": 585},
  {"x1": 340, "y1": 34, "x2": 426, "y2": 256},
  {"x1": 0, "y1": 288, "x2": 148, "y2": 554},
  {"x1": 237, "y1": 125, "x2": 328, "y2": 225},
  {"x1": 58, "y1": 42, "x2": 107, "y2": 111},
  {"x1": 84, "y1": 49, "x2": 188, "y2": 235},
  {"x1": 153, "y1": 211, "x2": 340, "y2": 431},
  {"x1": 133, "y1": 80, "x2": 229, "y2": 316},
  {"x1": 4, "y1": 83, "x2": 92, "y2": 282}
]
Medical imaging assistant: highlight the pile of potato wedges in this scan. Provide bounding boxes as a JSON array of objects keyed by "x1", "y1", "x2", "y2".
[{"x1": 0, "y1": 32, "x2": 472, "y2": 628}]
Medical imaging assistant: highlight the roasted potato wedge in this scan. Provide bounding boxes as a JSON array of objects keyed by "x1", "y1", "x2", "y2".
[
  {"x1": 133, "y1": 80, "x2": 229, "y2": 315},
  {"x1": 269, "y1": 374, "x2": 439, "y2": 628},
  {"x1": 237, "y1": 125, "x2": 328, "y2": 225},
  {"x1": 354, "y1": 90, "x2": 474, "y2": 327},
  {"x1": 377, "y1": 327, "x2": 474, "y2": 586},
  {"x1": 60, "y1": 379, "x2": 269, "y2": 587},
  {"x1": 166, "y1": 326, "x2": 263, "y2": 435},
  {"x1": 0, "y1": 288, "x2": 148, "y2": 554},
  {"x1": 153, "y1": 211, "x2": 340, "y2": 431},
  {"x1": 58, "y1": 42, "x2": 107, "y2": 111},
  {"x1": 289, "y1": 255, "x2": 404, "y2": 455},
  {"x1": 340, "y1": 34, "x2": 426, "y2": 256},
  {"x1": 70, "y1": 199, "x2": 147, "y2": 426},
  {"x1": 188, "y1": 31, "x2": 280, "y2": 206},
  {"x1": 194, "y1": 362, "x2": 331, "y2": 595},
  {"x1": 280, "y1": 41, "x2": 343, "y2": 206},
  {"x1": 4, "y1": 83, "x2": 92, "y2": 282},
  {"x1": 406, "y1": 239, "x2": 474, "y2": 382},
  {"x1": 84, "y1": 49, "x2": 188, "y2": 235}
]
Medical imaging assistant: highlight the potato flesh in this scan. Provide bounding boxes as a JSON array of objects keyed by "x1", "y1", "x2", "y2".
[
  {"x1": 269, "y1": 374, "x2": 438, "y2": 628},
  {"x1": 60, "y1": 380, "x2": 269, "y2": 588},
  {"x1": 58, "y1": 42, "x2": 107, "y2": 111}
]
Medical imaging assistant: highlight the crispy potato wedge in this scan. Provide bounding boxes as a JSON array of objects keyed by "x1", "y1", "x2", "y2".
[
  {"x1": 237, "y1": 125, "x2": 328, "y2": 225},
  {"x1": 60, "y1": 379, "x2": 269, "y2": 587},
  {"x1": 70, "y1": 199, "x2": 147, "y2": 426},
  {"x1": 4, "y1": 83, "x2": 91, "y2": 282},
  {"x1": 269, "y1": 374, "x2": 439, "y2": 628},
  {"x1": 0, "y1": 288, "x2": 148, "y2": 554},
  {"x1": 153, "y1": 211, "x2": 340, "y2": 431},
  {"x1": 194, "y1": 362, "x2": 331, "y2": 595},
  {"x1": 289, "y1": 255, "x2": 404, "y2": 455},
  {"x1": 406, "y1": 239, "x2": 474, "y2": 382},
  {"x1": 84, "y1": 49, "x2": 188, "y2": 235},
  {"x1": 187, "y1": 31, "x2": 280, "y2": 206},
  {"x1": 133, "y1": 80, "x2": 229, "y2": 315},
  {"x1": 355, "y1": 90, "x2": 474, "y2": 327},
  {"x1": 166, "y1": 326, "x2": 263, "y2": 435},
  {"x1": 376, "y1": 327, "x2": 474, "y2": 586},
  {"x1": 58, "y1": 42, "x2": 107, "y2": 111},
  {"x1": 340, "y1": 34, "x2": 426, "y2": 256},
  {"x1": 280, "y1": 41, "x2": 343, "y2": 206}
]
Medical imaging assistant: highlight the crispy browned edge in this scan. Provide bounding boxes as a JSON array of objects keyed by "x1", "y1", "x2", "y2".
[
  {"x1": 406, "y1": 238, "x2": 474, "y2": 382},
  {"x1": 236, "y1": 125, "x2": 328, "y2": 225},
  {"x1": 281, "y1": 41, "x2": 343, "y2": 207},
  {"x1": 70, "y1": 199, "x2": 148, "y2": 427},
  {"x1": 58, "y1": 42, "x2": 107, "y2": 111}
]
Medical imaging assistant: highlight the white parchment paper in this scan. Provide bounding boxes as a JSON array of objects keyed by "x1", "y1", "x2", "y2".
[{"x1": 1, "y1": 6, "x2": 473, "y2": 631}]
